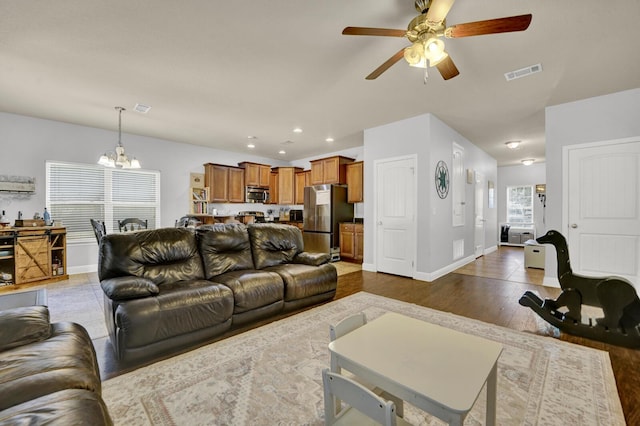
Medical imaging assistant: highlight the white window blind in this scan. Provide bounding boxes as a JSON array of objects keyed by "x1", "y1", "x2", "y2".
[
  {"x1": 506, "y1": 185, "x2": 533, "y2": 225},
  {"x1": 46, "y1": 161, "x2": 160, "y2": 242}
]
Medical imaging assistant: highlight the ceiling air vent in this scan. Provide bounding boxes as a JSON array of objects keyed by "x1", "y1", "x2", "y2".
[
  {"x1": 133, "y1": 103, "x2": 151, "y2": 113},
  {"x1": 504, "y1": 63, "x2": 542, "y2": 81}
]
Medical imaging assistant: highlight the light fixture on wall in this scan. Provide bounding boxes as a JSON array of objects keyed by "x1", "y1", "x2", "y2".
[
  {"x1": 521, "y1": 159, "x2": 535, "y2": 166},
  {"x1": 98, "y1": 107, "x2": 141, "y2": 169}
]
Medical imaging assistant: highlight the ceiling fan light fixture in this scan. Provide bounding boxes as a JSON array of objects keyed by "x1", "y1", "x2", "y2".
[
  {"x1": 404, "y1": 43, "x2": 427, "y2": 68},
  {"x1": 423, "y1": 35, "x2": 444, "y2": 61},
  {"x1": 429, "y1": 50, "x2": 448, "y2": 67}
]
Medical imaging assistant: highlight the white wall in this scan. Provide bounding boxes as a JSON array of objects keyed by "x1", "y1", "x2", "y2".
[
  {"x1": 0, "y1": 112, "x2": 289, "y2": 273},
  {"x1": 497, "y1": 163, "x2": 546, "y2": 238},
  {"x1": 362, "y1": 113, "x2": 497, "y2": 280},
  {"x1": 544, "y1": 88, "x2": 640, "y2": 285}
]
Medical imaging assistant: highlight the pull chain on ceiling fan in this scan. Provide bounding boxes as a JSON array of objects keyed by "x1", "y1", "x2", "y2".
[{"x1": 342, "y1": 0, "x2": 532, "y2": 80}]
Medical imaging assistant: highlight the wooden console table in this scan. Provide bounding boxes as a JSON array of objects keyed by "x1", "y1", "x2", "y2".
[{"x1": 0, "y1": 226, "x2": 67, "y2": 290}]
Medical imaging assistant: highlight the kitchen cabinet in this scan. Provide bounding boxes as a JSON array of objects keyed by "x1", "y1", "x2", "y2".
[
  {"x1": 345, "y1": 161, "x2": 364, "y2": 203},
  {"x1": 204, "y1": 163, "x2": 245, "y2": 203},
  {"x1": 268, "y1": 171, "x2": 279, "y2": 205},
  {"x1": 339, "y1": 223, "x2": 363, "y2": 262},
  {"x1": 238, "y1": 162, "x2": 271, "y2": 187},
  {"x1": 0, "y1": 226, "x2": 68, "y2": 289},
  {"x1": 310, "y1": 156, "x2": 354, "y2": 185},
  {"x1": 272, "y1": 167, "x2": 302, "y2": 205},
  {"x1": 295, "y1": 170, "x2": 310, "y2": 205}
]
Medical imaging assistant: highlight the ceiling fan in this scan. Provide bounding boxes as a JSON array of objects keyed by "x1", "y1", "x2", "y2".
[{"x1": 342, "y1": 0, "x2": 532, "y2": 80}]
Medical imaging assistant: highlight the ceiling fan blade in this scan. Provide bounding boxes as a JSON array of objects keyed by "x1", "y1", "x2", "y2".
[
  {"x1": 342, "y1": 27, "x2": 406, "y2": 37},
  {"x1": 435, "y1": 55, "x2": 460, "y2": 80},
  {"x1": 445, "y1": 14, "x2": 532, "y2": 38},
  {"x1": 366, "y1": 48, "x2": 406, "y2": 80},
  {"x1": 425, "y1": 0, "x2": 456, "y2": 26}
]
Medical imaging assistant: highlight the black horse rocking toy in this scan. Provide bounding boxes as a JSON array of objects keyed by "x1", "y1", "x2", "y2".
[{"x1": 519, "y1": 230, "x2": 640, "y2": 347}]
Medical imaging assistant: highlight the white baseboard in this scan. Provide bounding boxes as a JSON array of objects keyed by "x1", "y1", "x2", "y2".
[
  {"x1": 68, "y1": 264, "x2": 98, "y2": 275},
  {"x1": 484, "y1": 245, "x2": 498, "y2": 255},
  {"x1": 362, "y1": 262, "x2": 376, "y2": 272},
  {"x1": 414, "y1": 254, "x2": 476, "y2": 283}
]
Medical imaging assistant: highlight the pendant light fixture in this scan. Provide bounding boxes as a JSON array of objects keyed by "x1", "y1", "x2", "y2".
[{"x1": 98, "y1": 107, "x2": 141, "y2": 169}]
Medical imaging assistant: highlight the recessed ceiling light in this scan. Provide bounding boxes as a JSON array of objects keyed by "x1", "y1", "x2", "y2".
[
  {"x1": 279, "y1": 150, "x2": 286, "y2": 155},
  {"x1": 133, "y1": 103, "x2": 151, "y2": 114},
  {"x1": 247, "y1": 144, "x2": 255, "y2": 149},
  {"x1": 293, "y1": 128, "x2": 302, "y2": 133},
  {"x1": 521, "y1": 159, "x2": 535, "y2": 166},
  {"x1": 505, "y1": 141, "x2": 521, "y2": 149},
  {"x1": 326, "y1": 137, "x2": 334, "y2": 143},
  {"x1": 247, "y1": 135, "x2": 257, "y2": 139}
]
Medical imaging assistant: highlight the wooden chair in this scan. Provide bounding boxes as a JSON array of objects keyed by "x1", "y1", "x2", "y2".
[
  {"x1": 118, "y1": 218, "x2": 148, "y2": 232},
  {"x1": 90, "y1": 219, "x2": 106, "y2": 244},
  {"x1": 322, "y1": 369, "x2": 411, "y2": 426},
  {"x1": 329, "y1": 313, "x2": 404, "y2": 417}
]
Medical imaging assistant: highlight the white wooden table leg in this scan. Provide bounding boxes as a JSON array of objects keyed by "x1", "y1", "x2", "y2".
[{"x1": 486, "y1": 362, "x2": 498, "y2": 426}]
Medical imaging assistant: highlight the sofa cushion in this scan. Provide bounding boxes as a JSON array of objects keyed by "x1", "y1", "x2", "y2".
[
  {"x1": 0, "y1": 322, "x2": 101, "y2": 411},
  {"x1": 247, "y1": 224, "x2": 304, "y2": 269},
  {"x1": 214, "y1": 270, "x2": 284, "y2": 314},
  {"x1": 0, "y1": 306, "x2": 51, "y2": 352},
  {"x1": 114, "y1": 280, "x2": 233, "y2": 348},
  {"x1": 100, "y1": 276, "x2": 159, "y2": 301},
  {"x1": 197, "y1": 224, "x2": 254, "y2": 278},
  {"x1": 99, "y1": 228, "x2": 204, "y2": 285},
  {"x1": 265, "y1": 263, "x2": 338, "y2": 302},
  {"x1": 0, "y1": 389, "x2": 112, "y2": 425}
]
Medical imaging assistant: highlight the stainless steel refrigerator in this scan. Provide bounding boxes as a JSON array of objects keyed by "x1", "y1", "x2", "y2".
[{"x1": 303, "y1": 184, "x2": 353, "y2": 261}]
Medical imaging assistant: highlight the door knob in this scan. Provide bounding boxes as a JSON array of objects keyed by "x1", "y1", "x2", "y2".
[
  {"x1": 571, "y1": 223, "x2": 578, "y2": 228},
  {"x1": 377, "y1": 221, "x2": 382, "y2": 226}
]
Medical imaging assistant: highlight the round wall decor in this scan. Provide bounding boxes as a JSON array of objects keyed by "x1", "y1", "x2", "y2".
[{"x1": 435, "y1": 160, "x2": 449, "y2": 199}]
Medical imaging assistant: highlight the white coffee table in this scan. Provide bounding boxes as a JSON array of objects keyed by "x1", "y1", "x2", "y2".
[
  {"x1": 328, "y1": 312, "x2": 503, "y2": 426},
  {"x1": 0, "y1": 288, "x2": 47, "y2": 311}
]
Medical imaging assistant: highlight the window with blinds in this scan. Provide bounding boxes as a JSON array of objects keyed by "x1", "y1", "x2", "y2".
[{"x1": 46, "y1": 161, "x2": 160, "y2": 242}]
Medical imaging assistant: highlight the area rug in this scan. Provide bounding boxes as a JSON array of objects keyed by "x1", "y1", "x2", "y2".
[{"x1": 102, "y1": 292, "x2": 625, "y2": 425}]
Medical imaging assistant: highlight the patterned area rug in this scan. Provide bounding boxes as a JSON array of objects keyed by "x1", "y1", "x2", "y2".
[{"x1": 102, "y1": 292, "x2": 624, "y2": 425}]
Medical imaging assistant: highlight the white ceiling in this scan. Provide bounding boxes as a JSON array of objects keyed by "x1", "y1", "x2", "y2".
[{"x1": 1, "y1": 1, "x2": 639, "y2": 166}]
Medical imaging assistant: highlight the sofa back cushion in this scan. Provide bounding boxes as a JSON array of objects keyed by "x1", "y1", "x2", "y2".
[
  {"x1": 99, "y1": 228, "x2": 204, "y2": 285},
  {"x1": 248, "y1": 224, "x2": 304, "y2": 269},
  {"x1": 197, "y1": 223, "x2": 254, "y2": 278}
]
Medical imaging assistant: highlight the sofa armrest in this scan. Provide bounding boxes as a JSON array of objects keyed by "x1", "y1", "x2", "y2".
[
  {"x1": 293, "y1": 251, "x2": 331, "y2": 266},
  {"x1": 101, "y1": 276, "x2": 159, "y2": 301},
  {"x1": 0, "y1": 306, "x2": 51, "y2": 352}
]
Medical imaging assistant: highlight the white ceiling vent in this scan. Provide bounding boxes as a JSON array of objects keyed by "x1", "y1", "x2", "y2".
[
  {"x1": 133, "y1": 103, "x2": 151, "y2": 113},
  {"x1": 504, "y1": 63, "x2": 542, "y2": 81}
]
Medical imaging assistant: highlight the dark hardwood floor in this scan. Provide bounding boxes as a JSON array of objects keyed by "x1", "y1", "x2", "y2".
[{"x1": 94, "y1": 267, "x2": 639, "y2": 424}]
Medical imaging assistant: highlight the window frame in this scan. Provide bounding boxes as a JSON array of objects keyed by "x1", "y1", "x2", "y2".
[
  {"x1": 505, "y1": 185, "x2": 534, "y2": 225},
  {"x1": 46, "y1": 161, "x2": 160, "y2": 243}
]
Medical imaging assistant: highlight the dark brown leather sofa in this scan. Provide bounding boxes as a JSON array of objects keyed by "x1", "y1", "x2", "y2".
[
  {"x1": 99, "y1": 223, "x2": 337, "y2": 363},
  {"x1": 0, "y1": 306, "x2": 112, "y2": 425}
]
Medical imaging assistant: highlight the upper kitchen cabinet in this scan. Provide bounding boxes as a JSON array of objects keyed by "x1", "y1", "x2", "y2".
[
  {"x1": 345, "y1": 161, "x2": 364, "y2": 203},
  {"x1": 295, "y1": 170, "x2": 311, "y2": 205},
  {"x1": 310, "y1": 156, "x2": 354, "y2": 185},
  {"x1": 272, "y1": 167, "x2": 302, "y2": 205},
  {"x1": 204, "y1": 163, "x2": 245, "y2": 203},
  {"x1": 267, "y1": 171, "x2": 278, "y2": 205},
  {"x1": 238, "y1": 162, "x2": 270, "y2": 187}
]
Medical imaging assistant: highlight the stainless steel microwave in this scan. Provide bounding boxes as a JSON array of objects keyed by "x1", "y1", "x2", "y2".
[{"x1": 245, "y1": 186, "x2": 269, "y2": 203}]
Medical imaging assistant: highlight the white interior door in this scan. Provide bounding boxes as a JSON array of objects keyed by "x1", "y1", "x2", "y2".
[
  {"x1": 474, "y1": 171, "x2": 485, "y2": 258},
  {"x1": 567, "y1": 139, "x2": 640, "y2": 288},
  {"x1": 375, "y1": 156, "x2": 416, "y2": 277}
]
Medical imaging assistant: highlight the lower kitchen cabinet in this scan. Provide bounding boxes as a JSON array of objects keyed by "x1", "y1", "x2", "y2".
[{"x1": 339, "y1": 222, "x2": 363, "y2": 262}]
